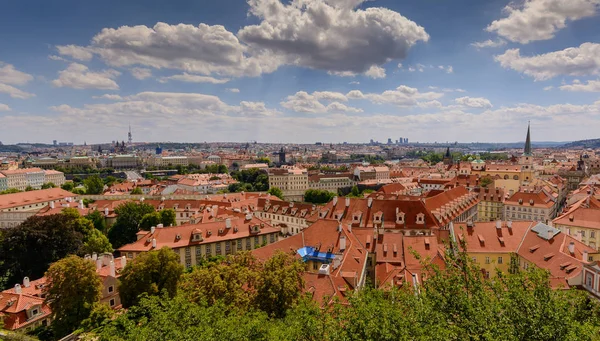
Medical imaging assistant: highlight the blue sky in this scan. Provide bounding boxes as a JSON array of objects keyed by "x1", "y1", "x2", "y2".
[{"x1": 1, "y1": 0, "x2": 600, "y2": 144}]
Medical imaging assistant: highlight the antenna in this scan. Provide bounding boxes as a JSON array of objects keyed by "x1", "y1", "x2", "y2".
[{"x1": 128, "y1": 124, "x2": 132, "y2": 145}]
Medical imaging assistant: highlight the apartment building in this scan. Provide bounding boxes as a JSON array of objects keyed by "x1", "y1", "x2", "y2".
[
  {"x1": 267, "y1": 168, "x2": 308, "y2": 201},
  {"x1": 150, "y1": 156, "x2": 189, "y2": 168},
  {"x1": 473, "y1": 187, "x2": 505, "y2": 222},
  {"x1": 0, "y1": 173, "x2": 7, "y2": 191},
  {"x1": 553, "y1": 196, "x2": 600, "y2": 250},
  {"x1": 504, "y1": 190, "x2": 556, "y2": 224},
  {"x1": 253, "y1": 198, "x2": 317, "y2": 235},
  {"x1": 308, "y1": 173, "x2": 354, "y2": 193},
  {"x1": 0, "y1": 188, "x2": 75, "y2": 228},
  {"x1": 353, "y1": 166, "x2": 390, "y2": 182},
  {"x1": 0, "y1": 168, "x2": 65, "y2": 190},
  {"x1": 1, "y1": 168, "x2": 28, "y2": 190},
  {"x1": 43, "y1": 170, "x2": 66, "y2": 187},
  {"x1": 118, "y1": 214, "x2": 280, "y2": 269}
]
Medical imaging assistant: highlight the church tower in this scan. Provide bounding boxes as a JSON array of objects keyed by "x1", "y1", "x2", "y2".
[
  {"x1": 443, "y1": 147, "x2": 453, "y2": 165},
  {"x1": 519, "y1": 122, "x2": 534, "y2": 184}
]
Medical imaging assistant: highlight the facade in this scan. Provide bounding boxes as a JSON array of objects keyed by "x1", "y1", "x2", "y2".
[
  {"x1": 150, "y1": 156, "x2": 189, "y2": 168},
  {"x1": 582, "y1": 262, "x2": 600, "y2": 298},
  {"x1": 267, "y1": 168, "x2": 309, "y2": 201},
  {"x1": 553, "y1": 196, "x2": 600, "y2": 250},
  {"x1": 473, "y1": 187, "x2": 505, "y2": 222},
  {"x1": 118, "y1": 214, "x2": 280, "y2": 269},
  {"x1": 503, "y1": 190, "x2": 556, "y2": 224},
  {"x1": 0, "y1": 169, "x2": 28, "y2": 191},
  {"x1": 0, "y1": 188, "x2": 75, "y2": 228},
  {"x1": 24, "y1": 168, "x2": 45, "y2": 189},
  {"x1": 253, "y1": 198, "x2": 316, "y2": 235},
  {"x1": 353, "y1": 166, "x2": 390, "y2": 182},
  {"x1": 43, "y1": 170, "x2": 66, "y2": 187},
  {"x1": 0, "y1": 173, "x2": 6, "y2": 191},
  {"x1": 108, "y1": 154, "x2": 140, "y2": 169},
  {"x1": 308, "y1": 173, "x2": 354, "y2": 193},
  {"x1": 68, "y1": 156, "x2": 96, "y2": 168}
]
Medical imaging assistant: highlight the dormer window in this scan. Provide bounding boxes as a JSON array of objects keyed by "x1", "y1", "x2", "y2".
[
  {"x1": 373, "y1": 211, "x2": 383, "y2": 223},
  {"x1": 319, "y1": 209, "x2": 329, "y2": 218},
  {"x1": 396, "y1": 211, "x2": 405, "y2": 224},
  {"x1": 192, "y1": 229, "x2": 203, "y2": 241},
  {"x1": 250, "y1": 225, "x2": 261, "y2": 234},
  {"x1": 353, "y1": 212, "x2": 362, "y2": 223},
  {"x1": 158, "y1": 205, "x2": 165, "y2": 210},
  {"x1": 416, "y1": 213, "x2": 425, "y2": 224}
]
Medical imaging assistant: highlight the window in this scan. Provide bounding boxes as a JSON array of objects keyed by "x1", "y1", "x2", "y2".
[
  {"x1": 237, "y1": 239, "x2": 242, "y2": 250},
  {"x1": 254, "y1": 236, "x2": 259, "y2": 247},
  {"x1": 313, "y1": 262, "x2": 318, "y2": 270},
  {"x1": 108, "y1": 286, "x2": 114, "y2": 293},
  {"x1": 216, "y1": 243, "x2": 222, "y2": 255},
  {"x1": 32, "y1": 308, "x2": 39, "y2": 316},
  {"x1": 580, "y1": 231, "x2": 586, "y2": 237},
  {"x1": 485, "y1": 257, "x2": 490, "y2": 264},
  {"x1": 110, "y1": 299, "x2": 115, "y2": 307},
  {"x1": 225, "y1": 241, "x2": 231, "y2": 255},
  {"x1": 127, "y1": 252, "x2": 133, "y2": 259},
  {"x1": 205, "y1": 244, "x2": 212, "y2": 257},
  {"x1": 497, "y1": 256, "x2": 503, "y2": 264},
  {"x1": 591, "y1": 231, "x2": 596, "y2": 238}
]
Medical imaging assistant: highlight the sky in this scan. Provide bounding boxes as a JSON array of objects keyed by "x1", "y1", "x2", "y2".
[{"x1": 1, "y1": 0, "x2": 600, "y2": 145}]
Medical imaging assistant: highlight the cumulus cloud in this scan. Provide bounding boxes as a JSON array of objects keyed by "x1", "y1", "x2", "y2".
[
  {"x1": 454, "y1": 96, "x2": 493, "y2": 109},
  {"x1": 281, "y1": 91, "x2": 362, "y2": 113},
  {"x1": 0, "y1": 103, "x2": 10, "y2": 111},
  {"x1": 237, "y1": 0, "x2": 429, "y2": 74},
  {"x1": 0, "y1": 62, "x2": 34, "y2": 85},
  {"x1": 130, "y1": 67, "x2": 152, "y2": 80},
  {"x1": 227, "y1": 88, "x2": 240, "y2": 93},
  {"x1": 159, "y1": 73, "x2": 229, "y2": 84},
  {"x1": 470, "y1": 39, "x2": 506, "y2": 49},
  {"x1": 559, "y1": 79, "x2": 600, "y2": 92},
  {"x1": 239, "y1": 101, "x2": 281, "y2": 116},
  {"x1": 495, "y1": 43, "x2": 600, "y2": 80},
  {"x1": 543, "y1": 86, "x2": 554, "y2": 91},
  {"x1": 486, "y1": 0, "x2": 600, "y2": 44},
  {"x1": 56, "y1": 45, "x2": 94, "y2": 61},
  {"x1": 349, "y1": 85, "x2": 444, "y2": 107},
  {"x1": 52, "y1": 63, "x2": 120, "y2": 90},
  {"x1": 364, "y1": 65, "x2": 386, "y2": 79},
  {"x1": 0, "y1": 83, "x2": 35, "y2": 99},
  {"x1": 92, "y1": 94, "x2": 123, "y2": 100}
]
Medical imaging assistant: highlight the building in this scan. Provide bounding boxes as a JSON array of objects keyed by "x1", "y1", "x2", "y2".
[
  {"x1": 503, "y1": 190, "x2": 556, "y2": 224},
  {"x1": 0, "y1": 173, "x2": 7, "y2": 191},
  {"x1": 267, "y1": 168, "x2": 308, "y2": 201},
  {"x1": 253, "y1": 198, "x2": 317, "y2": 235},
  {"x1": 118, "y1": 214, "x2": 280, "y2": 269},
  {"x1": 0, "y1": 188, "x2": 75, "y2": 228},
  {"x1": 473, "y1": 187, "x2": 505, "y2": 222},
  {"x1": 553, "y1": 195, "x2": 600, "y2": 250},
  {"x1": 0, "y1": 168, "x2": 61, "y2": 190},
  {"x1": 353, "y1": 166, "x2": 390, "y2": 182},
  {"x1": 150, "y1": 156, "x2": 189, "y2": 168},
  {"x1": 582, "y1": 261, "x2": 600, "y2": 298},
  {"x1": 108, "y1": 155, "x2": 140, "y2": 169},
  {"x1": 0, "y1": 283, "x2": 51, "y2": 332},
  {"x1": 43, "y1": 170, "x2": 66, "y2": 187},
  {"x1": 308, "y1": 173, "x2": 355, "y2": 193},
  {"x1": 0, "y1": 168, "x2": 28, "y2": 191},
  {"x1": 24, "y1": 168, "x2": 46, "y2": 189},
  {"x1": 68, "y1": 156, "x2": 96, "y2": 168}
]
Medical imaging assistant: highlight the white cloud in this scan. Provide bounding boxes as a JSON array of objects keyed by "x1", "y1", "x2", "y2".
[
  {"x1": 454, "y1": 96, "x2": 493, "y2": 109},
  {"x1": 486, "y1": 0, "x2": 600, "y2": 44},
  {"x1": 238, "y1": 0, "x2": 429, "y2": 75},
  {"x1": 559, "y1": 79, "x2": 600, "y2": 92},
  {"x1": 227, "y1": 88, "x2": 240, "y2": 93},
  {"x1": 0, "y1": 83, "x2": 35, "y2": 99},
  {"x1": 48, "y1": 55, "x2": 68, "y2": 62},
  {"x1": 281, "y1": 91, "x2": 362, "y2": 113},
  {"x1": 52, "y1": 63, "x2": 120, "y2": 90},
  {"x1": 56, "y1": 45, "x2": 94, "y2": 61},
  {"x1": 543, "y1": 86, "x2": 554, "y2": 91},
  {"x1": 364, "y1": 65, "x2": 386, "y2": 79},
  {"x1": 0, "y1": 103, "x2": 10, "y2": 111},
  {"x1": 470, "y1": 39, "x2": 507, "y2": 49},
  {"x1": 397, "y1": 63, "x2": 403, "y2": 69},
  {"x1": 159, "y1": 73, "x2": 229, "y2": 84},
  {"x1": 239, "y1": 101, "x2": 281, "y2": 116},
  {"x1": 0, "y1": 62, "x2": 34, "y2": 85},
  {"x1": 350, "y1": 85, "x2": 444, "y2": 107},
  {"x1": 349, "y1": 81, "x2": 360, "y2": 85},
  {"x1": 130, "y1": 67, "x2": 152, "y2": 80},
  {"x1": 92, "y1": 94, "x2": 123, "y2": 100},
  {"x1": 495, "y1": 43, "x2": 600, "y2": 80}
]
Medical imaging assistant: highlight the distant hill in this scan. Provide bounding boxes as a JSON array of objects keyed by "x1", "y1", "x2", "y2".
[{"x1": 562, "y1": 138, "x2": 600, "y2": 149}]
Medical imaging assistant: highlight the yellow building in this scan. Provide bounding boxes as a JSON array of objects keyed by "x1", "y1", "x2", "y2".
[
  {"x1": 553, "y1": 196, "x2": 600, "y2": 250},
  {"x1": 474, "y1": 187, "x2": 505, "y2": 222}
]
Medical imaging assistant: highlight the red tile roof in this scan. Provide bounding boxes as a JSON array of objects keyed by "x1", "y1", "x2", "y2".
[{"x1": 0, "y1": 188, "x2": 74, "y2": 210}]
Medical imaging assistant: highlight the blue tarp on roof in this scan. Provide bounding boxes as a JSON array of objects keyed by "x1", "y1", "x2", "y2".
[{"x1": 297, "y1": 246, "x2": 335, "y2": 262}]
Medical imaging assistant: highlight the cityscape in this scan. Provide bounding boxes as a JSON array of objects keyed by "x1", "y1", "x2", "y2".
[{"x1": 2, "y1": 0, "x2": 600, "y2": 340}]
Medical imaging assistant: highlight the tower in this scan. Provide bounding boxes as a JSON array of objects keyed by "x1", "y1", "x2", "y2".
[
  {"x1": 128, "y1": 125, "x2": 133, "y2": 145},
  {"x1": 443, "y1": 147, "x2": 453, "y2": 165},
  {"x1": 519, "y1": 122, "x2": 533, "y2": 184}
]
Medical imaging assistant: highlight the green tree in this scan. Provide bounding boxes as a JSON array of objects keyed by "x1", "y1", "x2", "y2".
[
  {"x1": 159, "y1": 208, "x2": 177, "y2": 227},
  {"x1": 107, "y1": 202, "x2": 155, "y2": 248},
  {"x1": 0, "y1": 214, "x2": 84, "y2": 288},
  {"x1": 45, "y1": 255, "x2": 103, "y2": 338},
  {"x1": 61, "y1": 182, "x2": 74, "y2": 191},
  {"x1": 119, "y1": 247, "x2": 184, "y2": 308},
  {"x1": 139, "y1": 211, "x2": 162, "y2": 230},
  {"x1": 84, "y1": 175, "x2": 105, "y2": 194},
  {"x1": 25, "y1": 185, "x2": 34, "y2": 191},
  {"x1": 86, "y1": 210, "x2": 107, "y2": 234},
  {"x1": 80, "y1": 302, "x2": 115, "y2": 332},
  {"x1": 103, "y1": 176, "x2": 117, "y2": 187},
  {"x1": 267, "y1": 187, "x2": 284, "y2": 200},
  {"x1": 0, "y1": 188, "x2": 21, "y2": 195},
  {"x1": 131, "y1": 187, "x2": 143, "y2": 195},
  {"x1": 41, "y1": 182, "x2": 56, "y2": 189},
  {"x1": 479, "y1": 176, "x2": 493, "y2": 188},
  {"x1": 81, "y1": 228, "x2": 113, "y2": 254},
  {"x1": 303, "y1": 189, "x2": 335, "y2": 204}
]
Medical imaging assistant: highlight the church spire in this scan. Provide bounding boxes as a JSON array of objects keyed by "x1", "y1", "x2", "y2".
[{"x1": 523, "y1": 122, "x2": 532, "y2": 156}]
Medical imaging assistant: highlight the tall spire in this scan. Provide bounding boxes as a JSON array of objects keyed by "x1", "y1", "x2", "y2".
[
  {"x1": 445, "y1": 147, "x2": 451, "y2": 158},
  {"x1": 523, "y1": 121, "x2": 531, "y2": 156}
]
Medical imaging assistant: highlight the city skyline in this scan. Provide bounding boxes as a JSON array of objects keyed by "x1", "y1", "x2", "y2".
[{"x1": 1, "y1": 0, "x2": 600, "y2": 144}]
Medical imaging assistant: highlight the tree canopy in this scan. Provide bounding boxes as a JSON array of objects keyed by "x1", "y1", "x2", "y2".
[
  {"x1": 84, "y1": 175, "x2": 105, "y2": 194},
  {"x1": 107, "y1": 201, "x2": 155, "y2": 248},
  {"x1": 119, "y1": 247, "x2": 184, "y2": 308},
  {"x1": 229, "y1": 168, "x2": 269, "y2": 192},
  {"x1": 304, "y1": 189, "x2": 335, "y2": 204},
  {"x1": 45, "y1": 255, "x2": 103, "y2": 338},
  {"x1": 267, "y1": 187, "x2": 284, "y2": 200}
]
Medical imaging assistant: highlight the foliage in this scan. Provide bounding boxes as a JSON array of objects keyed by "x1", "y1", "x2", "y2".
[
  {"x1": 25, "y1": 185, "x2": 34, "y2": 191},
  {"x1": 304, "y1": 189, "x2": 335, "y2": 204},
  {"x1": 119, "y1": 247, "x2": 184, "y2": 308},
  {"x1": 41, "y1": 182, "x2": 56, "y2": 189},
  {"x1": 267, "y1": 186, "x2": 284, "y2": 200},
  {"x1": 80, "y1": 302, "x2": 116, "y2": 332},
  {"x1": 159, "y1": 208, "x2": 177, "y2": 227},
  {"x1": 107, "y1": 202, "x2": 155, "y2": 248},
  {"x1": 45, "y1": 255, "x2": 103, "y2": 338},
  {"x1": 479, "y1": 176, "x2": 494, "y2": 188},
  {"x1": 103, "y1": 175, "x2": 118, "y2": 187},
  {"x1": 229, "y1": 168, "x2": 269, "y2": 192},
  {"x1": 84, "y1": 175, "x2": 105, "y2": 194},
  {"x1": 0, "y1": 188, "x2": 21, "y2": 195},
  {"x1": 71, "y1": 188, "x2": 86, "y2": 195},
  {"x1": 209, "y1": 175, "x2": 221, "y2": 181},
  {"x1": 61, "y1": 182, "x2": 74, "y2": 191},
  {"x1": 81, "y1": 228, "x2": 113, "y2": 254},
  {"x1": 139, "y1": 212, "x2": 161, "y2": 230},
  {"x1": 0, "y1": 214, "x2": 84, "y2": 289},
  {"x1": 131, "y1": 187, "x2": 143, "y2": 195}
]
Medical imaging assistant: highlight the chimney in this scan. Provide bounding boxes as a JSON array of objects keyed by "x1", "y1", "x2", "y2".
[
  {"x1": 49, "y1": 201, "x2": 55, "y2": 209},
  {"x1": 568, "y1": 241, "x2": 575, "y2": 255},
  {"x1": 496, "y1": 220, "x2": 501, "y2": 230},
  {"x1": 121, "y1": 255, "x2": 127, "y2": 268},
  {"x1": 14, "y1": 284, "x2": 21, "y2": 294},
  {"x1": 151, "y1": 226, "x2": 156, "y2": 234},
  {"x1": 152, "y1": 238, "x2": 157, "y2": 249},
  {"x1": 583, "y1": 250, "x2": 589, "y2": 263},
  {"x1": 339, "y1": 235, "x2": 346, "y2": 252},
  {"x1": 79, "y1": 200, "x2": 84, "y2": 209},
  {"x1": 96, "y1": 259, "x2": 102, "y2": 270},
  {"x1": 507, "y1": 221, "x2": 512, "y2": 229},
  {"x1": 109, "y1": 260, "x2": 116, "y2": 277},
  {"x1": 345, "y1": 197, "x2": 350, "y2": 207},
  {"x1": 23, "y1": 277, "x2": 30, "y2": 288},
  {"x1": 367, "y1": 198, "x2": 373, "y2": 208},
  {"x1": 104, "y1": 207, "x2": 109, "y2": 216},
  {"x1": 102, "y1": 253, "x2": 112, "y2": 266},
  {"x1": 338, "y1": 223, "x2": 343, "y2": 232},
  {"x1": 347, "y1": 223, "x2": 352, "y2": 233},
  {"x1": 332, "y1": 196, "x2": 338, "y2": 206},
  {"x1": 225, "y1": 218, "x2": 232, "y2": 228},
  {"x1": 245, "y1": 213, "x2": 253, "y2": 221},
  {"x1": 92, "y1": 252, "x2": 98, "y2": 261}
]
